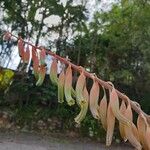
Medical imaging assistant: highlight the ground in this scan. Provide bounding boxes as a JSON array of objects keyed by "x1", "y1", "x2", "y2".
[{"x1": 0, "y1": 131, "x2": 133, "y2": 150}]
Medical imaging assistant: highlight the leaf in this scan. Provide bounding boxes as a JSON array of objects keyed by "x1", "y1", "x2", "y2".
[
  {"x1": 98, "y1": 88, "x2": 107, "y2": 130},
  {"x1": 50, "y1": 58, "x2": 58, "y2": 85},
  {"x1": 89, "y1": 79, "x2": 100, "y2": 119},
  {"x1": 106, "y1": 102, "x2": 115, "y2": 146},
  {"x1": 64, "y1": 65, "x2": 75, "y2": 106},
  {"x1": 58, "y1": 71, "x2": 65, "y2": 103}
]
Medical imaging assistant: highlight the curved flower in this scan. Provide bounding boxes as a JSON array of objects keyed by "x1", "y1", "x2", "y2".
[
  {"x1": 119, "y1": 100, "x2": 127, "y2": 141},
  {"x1": 109, "y1": 83, "x2": 131, "y2": 126},
  {"x1": 33, "y1": 53, "x2": 39, "y2": 73},
  {"x1": 145, "y1": 125, "x2": 150, "y2": 150},
  {"x1": 75, "y1": 71, "x2": 88, "y2": 124},
  {"x1": 89, "y1": 79, "x2": 100, "y2": 119},
  {"x1": 74, "y1": 101, "x2": 88, "y2": 124},
  {"x1": 137, "y1": 114, "x2": 150, "y2": 150},
  {"x1": 124, "y1": 100, "x2": 141, "y2": 150},
  {"x1": 106, "y1": 101, "x2": 115, "y2": 146},
  {"x1": 64, "y1": 65, "x2": 75, "y2": 106},
  {"x1": 58, "y1": 71, "x2": 65, "y2": 103},
  {"x1": 36, "y1": 65, "x2": 46, "y2": 86},
  {"x1": 24, "y1": 44, "x2": 30, "y2": 63},
  {"x1": 98, "y1": 88, "x2": 107, "y2": 130},
  {"x1": 40, "y1": 48, "x2": 46, "y2": 65},
  {"x1": 49, "y1": 58, "x2": 58, "y2": 85},
  {"x1": 32, "y1": 46, "x2": 37, "y2": 61},
  {"x1": 75, "y1": 71, "x2": 86, "y2": 105}
]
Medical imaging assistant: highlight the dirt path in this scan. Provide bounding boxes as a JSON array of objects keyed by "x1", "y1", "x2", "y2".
[{"x1": 0, "y1": 132, "x2": 133, "y2": 150}]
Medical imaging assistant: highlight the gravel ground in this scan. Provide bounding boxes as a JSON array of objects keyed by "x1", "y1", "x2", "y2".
[{"x1": 0, "y1": 132, "x2": 133, "y2": 150}]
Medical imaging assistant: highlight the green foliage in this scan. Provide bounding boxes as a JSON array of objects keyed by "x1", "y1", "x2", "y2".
[
  {"x1": 80, "y1": 112, "x2": 106, "y2": 141},
  {"x1": 0, "y1": 0, "x2": 87, "y2": 42},
  {"x1": 0, "y1": 69, "x2": 14, "y2": 90}
]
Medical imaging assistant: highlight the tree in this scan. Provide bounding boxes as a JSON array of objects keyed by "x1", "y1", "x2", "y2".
[{"x1": 67, "y1": 0, "x2": 150, "y2": 113}]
